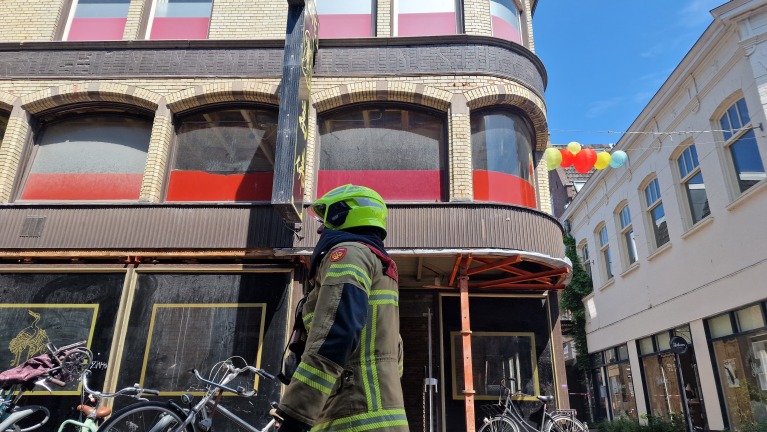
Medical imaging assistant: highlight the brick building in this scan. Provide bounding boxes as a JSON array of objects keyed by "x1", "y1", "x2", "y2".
[{"x1": 0, "y1": 1, "x2": 571, "y2": 431}]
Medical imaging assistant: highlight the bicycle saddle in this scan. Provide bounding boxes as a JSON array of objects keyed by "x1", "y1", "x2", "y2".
[
  {"x1": 537, "y1": 395, "x2": 555, "y2": 403},
  {"x1": 78, "y1": 404, "x2": 112, "y2": 419}
]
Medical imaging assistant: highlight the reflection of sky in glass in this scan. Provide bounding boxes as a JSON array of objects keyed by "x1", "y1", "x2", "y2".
[
  {"x1": 490, "y1": 0, "x2": 519, "y2": 28},
  {"x1": 399, "y1": 0, "x2": 455, "y2": 13},
  {"x1": 316, "y1": 0, "x2": 371, "y2": 14},
  {"x1": 730, "y1": 129, "x2": 766, "y2": 192},
  {"x1": 686, "y1": 172, "x2": 709, "y2": 223},
  {"x1": 155, "y1": 0, "x2": 213, "y2": 18},
  {"x1": 74, "y1": 0, "x2": 130, "y2": 18}
]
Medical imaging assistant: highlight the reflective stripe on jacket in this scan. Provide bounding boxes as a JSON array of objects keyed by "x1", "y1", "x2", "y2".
[{"x1": 279, "y1": 241, "x2": 408, "y2": 432}]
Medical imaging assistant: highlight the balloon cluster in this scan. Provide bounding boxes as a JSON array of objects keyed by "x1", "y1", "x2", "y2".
[{"x1": 544, "y1": 142, "x2": 628, "y2": 174}]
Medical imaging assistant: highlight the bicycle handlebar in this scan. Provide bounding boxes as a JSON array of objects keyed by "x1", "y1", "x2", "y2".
[
  {"x1": 80, "y1": 370, "x2": 159, "y2": 400},
  {"x1": 191, "y1": 362, "x2": 274, "y2": 397}
]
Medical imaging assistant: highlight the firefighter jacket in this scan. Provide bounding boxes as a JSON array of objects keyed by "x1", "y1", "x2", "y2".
[{"x1": 278, "y1": 240, "x2": 408, "y2": 432}]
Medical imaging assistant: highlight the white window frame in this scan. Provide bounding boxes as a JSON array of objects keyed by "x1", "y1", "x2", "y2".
[
  {"x1": 579, "y1": 240, "x2": 591, "y2": 277},
  {"x1": 615, "y1": 202, "x2": 637, "y2": 269},
  {"x1": 673, "y1": 142, "x2": 709, "y2": 229},
  {"x1": 716, "y1": 96, "x2": 766, "y2": 197},
  {"x1": 642, "y1": 177, "x2": 668, "y2": 251},
  {"x1": 596, "y1": 223, "x2": 613, "y2": 281}
]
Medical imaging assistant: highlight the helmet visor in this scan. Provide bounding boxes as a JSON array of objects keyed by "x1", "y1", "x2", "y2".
[{"x1": 308, "y1": 203, "x2": 326, "y2": 223}]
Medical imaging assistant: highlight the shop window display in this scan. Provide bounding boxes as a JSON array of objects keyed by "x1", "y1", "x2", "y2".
[{"x1": 708, "y1": 304, "x2": 767, "y2": 430}]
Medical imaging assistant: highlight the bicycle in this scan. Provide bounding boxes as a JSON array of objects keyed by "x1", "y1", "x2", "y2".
[
  {"x1": 97, "y1": 357, "x2": 277, "y2": 432},
  {"x1": 1, "y1": 340, "x2": 92, "y2": 432},
  {"x1": 479, "y1": 379, "x2": 588, "y2": 432},
  {"x1": 57, "y1": 368, "x2": 161, "y2": 432}
]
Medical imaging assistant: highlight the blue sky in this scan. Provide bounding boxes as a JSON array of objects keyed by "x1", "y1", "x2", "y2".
[{"x1": 534, "y1": 0, "x2": 723, "y2": 146}]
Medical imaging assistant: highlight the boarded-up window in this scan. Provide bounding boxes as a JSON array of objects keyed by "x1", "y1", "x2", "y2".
[
  {"x1": 471, "y1": 109, "x2": 536, "y2": 207},
  {"x1": 168, "y1": 107, "x2": 279, "y2": 202},
  {"x1": 114, "y1": 272, "x2": 291, "y2": 426},
  {"x1": 318, "y1": 105, "x2": 446, "y2": 201},
  {"x1": 20, "y1": 115, "x2": 151, "y2": 201}
]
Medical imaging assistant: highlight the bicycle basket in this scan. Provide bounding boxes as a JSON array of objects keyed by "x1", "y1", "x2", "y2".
[{"x1": 480, "y1": 404, "x2": 506, "y2": 418}]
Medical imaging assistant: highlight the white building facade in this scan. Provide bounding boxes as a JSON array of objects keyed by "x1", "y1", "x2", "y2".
[{"x1": 561, "y1": 1, "x2": 767, "y2": 430}]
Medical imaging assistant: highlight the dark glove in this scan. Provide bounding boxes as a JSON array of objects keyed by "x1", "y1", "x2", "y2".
[{"x1": 269, "y1": 407, "x2": 311, "y2": 432}]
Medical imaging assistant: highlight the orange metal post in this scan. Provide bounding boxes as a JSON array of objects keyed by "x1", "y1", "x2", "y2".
[{"x1": 459, "y1": 258, "x2": 476, "y2": 432}]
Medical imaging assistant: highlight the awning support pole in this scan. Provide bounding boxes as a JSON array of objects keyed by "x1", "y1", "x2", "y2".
[{"x1": 459, "y1": 256, "x2": 476, "y2": 432}]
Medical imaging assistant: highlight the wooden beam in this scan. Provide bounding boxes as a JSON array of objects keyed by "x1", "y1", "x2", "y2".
[
  {"x1": 459, "y1": 258, "x2": 476, "y2": 432},
  {"x1": 448, "y1": 254, "x2": 462, "y2": 287},
  {"x1": 416, "y1": 257, "x2": 423, "y2": 281},
  {"x1": 469, "y1": 267, "x2": 570, "y2": 289},
  {"x1": 474, "y1": 284, "x2": 566, "y2": 290},
  {"x1": 467, "y1": 255, "x2": 521, "y2": 275}
]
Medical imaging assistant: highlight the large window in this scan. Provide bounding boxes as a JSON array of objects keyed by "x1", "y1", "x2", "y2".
[
  {"x1": 591, "y1": 346, "x2": 638, "y2": 422},
  {"x1": 677, "y1": 144, "x2": 710, "y2": 225},
  {"x1": 19, "y1": 114, "x2": 151, "y2": 201},
  {"x1": 490, "y1": 0, "x2": 522, "y2": 44},
  {"x1": 451, "y1": 332, "x2": 537, "y2": 400},
  {"x1": 148, "y1": 0, "x2": 213, "y2": 40},
  {"x1": 64, "y1": 0, "x2": 130, "y2": 41},
  {"x1": 598, "y1": 224, "x2": 613, "y2": 280},
  {"x1": 639, "y1": 326, "x2": 706, "y2": 429},
  {"x1": 397, "y1": 0, "x2": 458, "y2": 36},
  {"x1": 167, "y1": 107, "x2": 279, "y2": 202},
  {"x1": 316, "y1": 0, "x2": 373, "y2": 38},
  {"x1": 706, "y1": 303, "x2": 767, "y2": 430},
  {"x1": 317, "y1": 105, "x2": 446, "y2": 201},
  {"x1": 471, "y1": 109, "x2": 536, "y2": 207},
  {"x1": 644, "y1": 178, "x2": 669, "y2": 250},
  {"x1": 720, "y1": 98, "x2": 766, "y2": 193},
  {"x1": 617, "y1": 204, "x2": 637, "y2": 267}
]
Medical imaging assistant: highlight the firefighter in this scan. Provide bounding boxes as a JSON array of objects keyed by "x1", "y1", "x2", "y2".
[{"x1": 272, "y1": 184, "x2": 408, "y2": 432}]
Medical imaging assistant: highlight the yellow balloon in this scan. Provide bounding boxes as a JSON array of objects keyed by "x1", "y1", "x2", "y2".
[
  {"x1": 594, "y1": 151, "x2": 612, "y2": 170},
  {"x1": 567, "y1": 141, "x2": 582, "y2": 155},
  {"x1": 544, "y1": 148, "x2": 562, "y2": 170}
]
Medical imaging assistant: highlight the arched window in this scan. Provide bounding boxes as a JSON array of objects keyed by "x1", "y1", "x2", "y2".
[
  {"x1": 397, "y1": 0, "x2": 459, "y2": 36},
  {"x1": 317, "y1": 105, "x2": 447, "y2": 201},
  {"x1": 0, "y1": 111, "x2": 8, "y2": 142},
  {"x1": 616, "y1": 202, "x2": 638, "y2": 267},
  {"x1": 471, "y1": 108, "x2": 536, "y2": 207},
  {"x1": 167, "y1": 106, "x2": 279, "y2": 202},
  {"x1": 596, "y1": 223, "x2": 613, "y2": 280},
  {"x1": 675, "y1": 143, "x2": 710, "y2": 226},
  {"x1": 316, "y1": 0, "x2": 374, "y2": 38},
  {"x1": 19, "y1": 111, "x2": 152, "y2": 201},
  {"x1": 718, "y1": 97, "x2": 765, "y2": 193},
  {"x1": 490, "y1": 0, "x2": 522, "y2": 44},
  {"x1": 642, "y1": 177, "x2": 669, "y2": 250}
]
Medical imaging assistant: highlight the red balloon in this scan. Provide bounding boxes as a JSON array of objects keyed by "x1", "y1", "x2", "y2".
[
  {"x1": 574, "y1": 148, "x2": 597, "y2": 173},
  {"x1": 560, "y1": 149, "x2": 575, "y2": 168}
]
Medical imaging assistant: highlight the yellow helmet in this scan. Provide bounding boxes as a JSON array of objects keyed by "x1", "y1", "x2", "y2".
[{"x1": 310, "y1": 184, "x2": 387, "y2": 237}]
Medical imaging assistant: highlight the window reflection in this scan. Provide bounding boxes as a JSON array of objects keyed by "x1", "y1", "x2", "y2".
[
  {"x1": 719, "y1": 99, "x2": 765, "y2": 193},
  {"x1": 471, "y1": 109, "x2": 536, "y2": 207},
  {"x1": 169, "y1": 107, "x2": 279, "y2": 202}
]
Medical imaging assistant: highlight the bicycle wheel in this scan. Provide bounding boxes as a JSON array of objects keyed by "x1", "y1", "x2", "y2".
[
  {"x1": 545, "y1": 416, "x2": 587, "y2": 432},
  {"x1": 479, "y1": 416, "x2": 520, "y2": 432},
  {"x1": 3, "y1": 405, "x2": 50, "y2": 432},
  {"x1": 98, "y1": 402, "x2": 192, "y2": 432}
]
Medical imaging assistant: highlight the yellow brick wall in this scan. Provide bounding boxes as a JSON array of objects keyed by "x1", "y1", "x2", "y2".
[
  {"x1": 463, "y1": 0, "x2": 492, "y2": 36},
  {"x1": 376, "y1": 0, "x2": 392, "y2": 37},
  {"x1": 123, "y1": 0, "x2": 149, "y2": 40},
  {"x1": 537, "y1": 146, "x2": 552, "y2": 215},
  {"x1": 0, "y1": 0, "x2": 66, "y2": 42},
  {"x1": 209, "y1": 0, "x2": 288, "y2": 39},
  {"x1": 523, "y1": 0, "x2": 536, "y2": 53}
]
